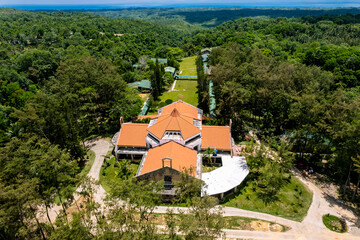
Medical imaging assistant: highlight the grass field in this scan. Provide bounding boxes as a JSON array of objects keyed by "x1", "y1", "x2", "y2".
[
  {"x1": 158, "y1": 80, "x2": 198, "y2": 107},
  {"x1": 179, "y1": 56, "x2": 197, "y2": 76},
  {"x1": 222, "y1": 176, "x2": 313, "y2": 222}
]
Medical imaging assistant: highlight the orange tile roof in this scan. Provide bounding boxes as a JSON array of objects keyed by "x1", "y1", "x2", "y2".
[
  {"x1": 201, "y1": 126, "x2": 232, "y2": 151},
  {"x1": 137, "y1": 115, "x2": 158, "y2": 120},
  {"x1": 140, "y1": 141, "x2": 197, "y2": 176},
  {"x1": 147, "y1": 108, "x2": 200, "y2": 140},
  {"x1": 161, "y1": 101, "x2": 199, "y2": 119},
  {"x1": 117, "y1": 123, "x2": 148, "y2": 147}
]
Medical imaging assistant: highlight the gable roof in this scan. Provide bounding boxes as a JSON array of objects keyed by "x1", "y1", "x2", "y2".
[
  {"x1": 128, "y1": 81, "x2": 141, "y2": 88},
  {"x1": 201, "y1": 126, "x2": 232, "y2": 151},
  {"x1": 138, "y1": 80, "x2": 151, "y2": 89},
  {"x1": 160, "y1": 101, "x2": 199, "y2": 119},
  {"x1": 147, "y1": 108, "x2": 200, "y2": 140},
  {"x1": 150, "y1": 58, "x2": 168, "y2": 64},
  {"x1": 165, "y1": 66, "x2": 176, "y2": 73},
  {"x1": 140, "y1": 141, "x2": 197, "y2": 176},
  {"x1": 117, "y1": 123, "x2": 148, "y2": 148}
]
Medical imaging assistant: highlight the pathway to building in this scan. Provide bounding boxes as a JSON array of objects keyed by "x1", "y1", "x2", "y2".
[
  {"x1": 39, "y1": 139, "x2": 111, "y2": 223},
  {"x1": 169, "y1": 79, "x2": 177, "y2": 92},
  {"x1": 43, "y1": 139, "x2": 360, "y2": 239}
]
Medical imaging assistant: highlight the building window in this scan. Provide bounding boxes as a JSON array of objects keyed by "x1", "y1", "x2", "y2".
[
  {"x1": 164, "y1": 175, "x2": 173, "y2": 190},
  {"x1": 163, "y1": 131, "x2": 183, "y2": 140}
]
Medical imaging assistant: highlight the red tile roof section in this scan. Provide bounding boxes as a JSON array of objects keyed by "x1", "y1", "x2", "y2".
[
  {"x1": 201, "y1": 126, "x2": 232, "y2": 151},
  {"x1": 147, "y1": 108, "x2": 200, "y2": 140},
  {"x1": 117, "y1": 123, "x2": 148, "y2": 147},
  {"x1": 140, "y1": 141, "x2": 197, "y2": 176},
  {"x1": 137, "y1": 115, "x2": 158, "y2": 120},
  {"x1": 161, "y1": 101, "x2": 199, "y2": 119}
]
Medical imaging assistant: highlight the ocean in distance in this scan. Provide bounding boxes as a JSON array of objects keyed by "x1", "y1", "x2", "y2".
[{"x1": 2, "y1": 2, "x2": 360, "y2": 10}]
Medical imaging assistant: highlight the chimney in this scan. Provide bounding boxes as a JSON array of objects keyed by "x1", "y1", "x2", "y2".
[{"x1": 229, "y1": 119, "x2": 232, "y2": 130}]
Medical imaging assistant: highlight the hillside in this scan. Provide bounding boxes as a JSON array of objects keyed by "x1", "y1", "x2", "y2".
[{"x1": 85, "y1": 7, "x2": 360, "y2": 27}]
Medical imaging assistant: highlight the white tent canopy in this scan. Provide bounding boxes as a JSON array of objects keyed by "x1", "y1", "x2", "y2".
[{"x1": 201, "y1": 156, "x2": 249, "y2": 196}]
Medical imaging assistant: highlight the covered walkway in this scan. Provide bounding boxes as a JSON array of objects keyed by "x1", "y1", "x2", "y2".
[
  {"x1": 201, "y1": 156, "x2": 249, "y2": 197},
  {"x1": 175, "y1": 74, "x2": 197, "y2": 80}
]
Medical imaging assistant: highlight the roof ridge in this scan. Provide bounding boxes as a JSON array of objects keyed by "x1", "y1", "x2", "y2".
[
  {"x1": 175, "y1": 113, "x2": 181, "y2": 132},
  {"x1": 124, "y1": 123, "x2": 149, "y2": 126},
  {"x1": 202, "y1": 125, "x2": 229, "y2": 128},
  {"x1": 170, "y1": 108, "x2": 180, "y2": 117}
]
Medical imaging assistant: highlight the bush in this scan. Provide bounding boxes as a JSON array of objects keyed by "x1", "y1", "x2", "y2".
[{"x1": 165, "y1": 99, "x2": 173, "y2": 105}]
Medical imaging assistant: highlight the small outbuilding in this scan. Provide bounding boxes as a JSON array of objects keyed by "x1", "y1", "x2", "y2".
[
  {"x1": 150, "y1": 58, "x2": 168, "y2": 65},
  {"x1": 128, "y1": 80, "x2": 152, "y2": 92}
]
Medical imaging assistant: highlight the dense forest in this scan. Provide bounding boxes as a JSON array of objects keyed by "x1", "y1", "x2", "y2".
[
  {"x1": 1, "y1": 7, "x2": 360, "y2": 239},
  {"x1": 85, "y1": 7, "x2": 360, "y2": 28},
  {"x1": 194, "y1": 15, "x2": 360, "y2": 208}
]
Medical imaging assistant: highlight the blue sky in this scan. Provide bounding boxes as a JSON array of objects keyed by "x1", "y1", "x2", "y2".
[{"x1": 1, "y1": 0, "x2": 360, "y2": 8}]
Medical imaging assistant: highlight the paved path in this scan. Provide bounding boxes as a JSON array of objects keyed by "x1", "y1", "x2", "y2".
[
  {"x1": 43, "y1": 139, "x2": 360, "y2": 239},
  {"x1": 40, "y1": 139, "x2": 111, "y2": 223},
  {"x1": 169, "y1": 79, "x2": 177, "y2": 92},
  {"x1": 82, "y1": 139, "x2": 110, "y2": 204}
]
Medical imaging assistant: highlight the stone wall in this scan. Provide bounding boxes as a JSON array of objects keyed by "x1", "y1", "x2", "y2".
[{"x1": 136, "y1": 167, "x2": 183, "y2": 183}]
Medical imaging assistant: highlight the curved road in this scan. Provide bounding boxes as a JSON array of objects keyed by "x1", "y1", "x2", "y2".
[{"x1": 47, "y1": 139, "x2": 360, "y2": 239}]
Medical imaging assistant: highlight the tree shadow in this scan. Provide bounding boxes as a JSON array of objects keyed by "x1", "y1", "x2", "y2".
[
  {"x1": 322, "y1": 192, "x2": 360, "y2": 227},
  {"x1": 257, "y1": 192, "x2": 280, "y2": 206}
]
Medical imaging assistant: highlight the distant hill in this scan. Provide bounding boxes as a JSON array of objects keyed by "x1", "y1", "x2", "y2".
[{"x1": 83, "y1": 7, "x2": 360, "y2": 27}]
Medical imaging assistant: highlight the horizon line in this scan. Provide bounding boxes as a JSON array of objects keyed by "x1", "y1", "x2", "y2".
[{"x1": 1, "y1": 4, "x2": 360, "y2": 9}]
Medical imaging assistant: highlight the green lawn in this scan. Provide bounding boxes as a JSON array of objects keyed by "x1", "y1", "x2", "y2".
[
  {"x1": 99, "y1": 156, "x2": 139, "y2": 193},
  {"x1": 158, "y1": 80, "x2": 198, "y2": 107},
  {"x1": 222, "y1": 176, "x2": 313, "y2": 222},
  {"x1": 179, "y1": 56, "x2": 197, "y2": 76}
]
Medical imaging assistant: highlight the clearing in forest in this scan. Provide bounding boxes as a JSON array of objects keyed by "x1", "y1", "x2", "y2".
[
  {"x1": 179, "y1": 56, "x2": 197, "y2": 76},
  {"x1": 158, "y1": 80, "x2": 198, "y2": 107}
]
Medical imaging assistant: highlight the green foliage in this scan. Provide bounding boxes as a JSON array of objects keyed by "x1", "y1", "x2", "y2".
[
  {"x1": 174, "y1": 167, "x2": 204, "y2": 205},
  {"x1": 88, "y1": 8, "x2": 360, "y2": 28},
  {"x1": 164, "y1": 72, "x2": 175, "y2": 86},
  {"x1": 322, "y1": 214, "x2": 347, "y2": 233},
  {"x1": 15, "y1": 56, "x2": 141, "y2": 157},
  {"x1": 0, "y1": 134, "x2": 79, "y2": 238},
  {"x1": 258, "y1": 161, "x2": 285, "y2": 203},
  {"x1": 150, "y1": 59, "x2": 164, "y2": 100},
  {"x1": 196, "y1": 55, "x2": 209, "y2": 112},
  {"x1": 100, "y1": 157, "x2": 138, "y2": 193},
  {"x1": 178, "y1": 196, "x2": 225, "y2": 240},
  {"x1": 1, "y1": 8, "x2": 360, "y2": 237},
  {"x1": 15, "y1": 49, "x2": 58, "y2": 84}
]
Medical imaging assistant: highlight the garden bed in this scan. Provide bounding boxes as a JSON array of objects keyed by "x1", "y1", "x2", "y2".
[{"x1": 322, "y1": 214, "x2": 347, "y2": 233}]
